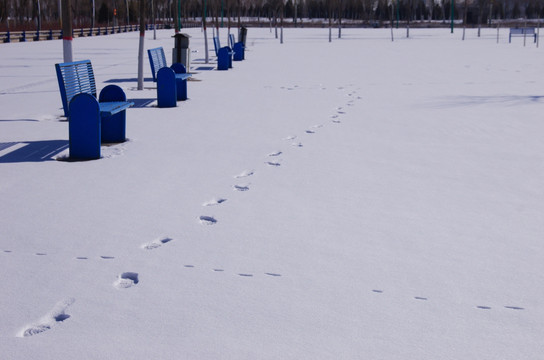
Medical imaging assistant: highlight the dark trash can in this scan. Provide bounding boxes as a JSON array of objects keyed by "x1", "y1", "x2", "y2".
[
  {"x1": 233, "y1": 42, "x2": 244, "y2": 61},
  {"x1": 239, "y1": 26, "x2": 248, "y2": 46},
  {"x1": 173, "y1": 33, "x2": 191, "y2": 69}
]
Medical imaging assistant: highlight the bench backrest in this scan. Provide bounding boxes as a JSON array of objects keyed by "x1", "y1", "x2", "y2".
[
  {"x1": 147, "y1": 47, "x2": 168, "y2": 82},
  {"x1": 229, "y1": 33, "x2": 235, "y2": 48},
  {"x1": 510, "y1": 27, "x2": 535, "y2": 35},
  {"x1": 213, "y1": 37, "x2": 220, "y2": 56},
  {"x1": 55, "y1": 60, "x2": 97, "y2": 117}
]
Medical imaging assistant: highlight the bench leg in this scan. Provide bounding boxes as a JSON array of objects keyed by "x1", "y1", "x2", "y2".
[
  {"x1": 233, "y1": 43, "x2": 244, "y2": 61},
  {"x1": 157, "y1": 67, "x2": 177, "y2": 108},
  {"x1": 69, "y1": 93, "x2": 101, "y2": 160},
  {"x1": 175, "y1": 79, "x2": 188, "y2": 101},
  {"x1": 218, "y1": 48, "x2": 229, "y2": 70},
  {"x1": 102, "y1": 112, "x2": 127, "y2": 143},
  {"x1": 171, "y1": 63, "x2": 189, "y2": 101},
  {"x1": 99, "y1": 85, "x2": 127, "y2": 143}
]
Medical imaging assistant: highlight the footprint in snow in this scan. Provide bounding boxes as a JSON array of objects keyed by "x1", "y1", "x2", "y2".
[
  {"x1": 114, "y1": 272, "x2": 139, "y2": 289},
  {"x1": 203, "y1": 198, "x2": 227, "y2": 206},
  {"x1": 18, "y1": 298, "x2": 75, "y2": 337},
  {"x1": 4, "y1": 250, "x2": 12, "y2": 253},
  {"x1": 414, "y1": 297, "x2": 428, "y2": 301},
  {"x1": 75, "y1": 257, "x2": 88, "y2": 260},
  {"x1": 199, "y1": 216, "x2": 217, "y2": 225},
  {"x1": 504, "y1": 306, "x2": 524, "y2": 310},
  {"x1": 291, "y1": 142, "x2": 303, "y2": 148},
  {"x1": 284, "y1": 135, "x2": 297, "y2": 140},
  {"x1": 233, "y1": 184, "x2": 250, "y2": 192},
  {"x1": 235, "y1": 170, "x2": 254, "y2": 178},
  {"x1": 305, "y1": 130, "x2": 315, "y2": 134},
  {"x1": 142, "y1": 237, "x2": 173, "y2": 250},
  {"x1": 268, "y1": 151, "x2": 282, "y2": 157},
  {"x1": 100, "y1": 256, "x2": 115, "y2": 260},
  {"x1": 266, "y1": 161, "x2": 281, "y2": 167}
]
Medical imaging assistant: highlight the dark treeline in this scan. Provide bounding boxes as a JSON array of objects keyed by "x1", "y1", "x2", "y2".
[{"x1": 2, "y1": 0, "x2": 544, "y2": 31}]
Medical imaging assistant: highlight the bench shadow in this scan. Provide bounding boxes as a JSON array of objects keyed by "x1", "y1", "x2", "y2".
[
  {"x1": 0, "y1": 119, "x2": 40, "y2": 122},
  {"x1": 104, "y1": 77, "x2": 154, "y2": 83},
  {"x1": 0, "y1": 140, "x2": 68, "y2": 163},
  {"x1": 128, "y1": 98, "x2": 156, "y2": 108},
  {"x1": 193, "y1": 66, "x2": 216, "y2": 71},
  {"x1": 429, "y1": 95, "x2": 544, "y2": 108}
]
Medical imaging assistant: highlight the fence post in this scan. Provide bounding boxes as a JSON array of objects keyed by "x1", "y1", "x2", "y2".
[{"x1": 21, "y1": 30, "x2": 26, "y2": 42}]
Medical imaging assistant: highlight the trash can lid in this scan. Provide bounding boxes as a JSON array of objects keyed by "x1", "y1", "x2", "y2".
[{"x1": 172, "y1": 33, "x2": 191, "y2": 38}]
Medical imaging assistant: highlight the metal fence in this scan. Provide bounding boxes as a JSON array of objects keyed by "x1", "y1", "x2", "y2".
[{"x1": 0, "y1": 23, "x2": 201, "y2": 44}]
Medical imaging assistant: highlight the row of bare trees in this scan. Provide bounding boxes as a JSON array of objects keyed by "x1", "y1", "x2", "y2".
[{"x1": 2, "y1": 0, "x2": 544, "y2": 31}]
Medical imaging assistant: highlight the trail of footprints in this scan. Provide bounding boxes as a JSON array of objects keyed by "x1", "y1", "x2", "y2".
[
  {"x1": 371, "y1": 290, "x2": 524, "y2": 311},
  {"x1": 198, "y1": 85, "x2": 362, "y2": 227},
  {"x1": 7, "y1": 246, "x2": 525, "y2": 335},
  {"x1": 9, "y1": 84, "x2": 521, "y2": 338},
  {"x1": 193, "y1": 82, "x2": 525, "y2": 312}
]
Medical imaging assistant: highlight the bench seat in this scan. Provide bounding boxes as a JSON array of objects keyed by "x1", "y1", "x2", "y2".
[
  {"x1": 175, "y1": 73, "x2": 192, "y2": 81},
  {"x1": 99, "y1": 101, "x2": 134, "y2": 117}
]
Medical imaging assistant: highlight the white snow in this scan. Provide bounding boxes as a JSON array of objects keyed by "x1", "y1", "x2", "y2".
[{"x1": 1, "y1": 27, "x2": 543, "y2": 359}]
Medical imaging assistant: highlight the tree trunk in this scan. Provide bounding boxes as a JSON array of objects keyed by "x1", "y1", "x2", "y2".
[
  {"x1": 61, "y1": 0, "x2": 72, "y2": 62},
  {"x1": 137, "y1": 0, "x2": 145, "y2": 90}
]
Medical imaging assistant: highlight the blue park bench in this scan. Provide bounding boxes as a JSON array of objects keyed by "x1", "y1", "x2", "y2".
[
  {"x1": 213, "y1": 36, "x2": 234, "y2": 70},
  {"x1": 55, "y1": 60, "x2": 133, "y2": 160},
  {"x1": 147, "y1": 47, "x2": 192, "y2": 107},
  {"x1": 509, "y1": 27, "x2": 537, "y2": 43},
  {"x1": 229, "y1": 33, "x2": 245, "y2": 61}
]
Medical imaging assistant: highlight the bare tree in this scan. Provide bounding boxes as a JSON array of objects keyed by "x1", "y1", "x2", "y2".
[{"x1": 137, "y1": 0, "x2": 146, "y2": 90}]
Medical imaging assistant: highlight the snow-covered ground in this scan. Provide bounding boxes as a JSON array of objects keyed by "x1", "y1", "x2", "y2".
[{"x1": 1, "y1": 27, "x2": 543, "y2": 359}]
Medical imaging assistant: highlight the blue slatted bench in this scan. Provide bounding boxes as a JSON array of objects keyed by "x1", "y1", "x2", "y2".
[
  {"x1": 229, "y1": 33, "x2": 245, "y2": 61},
  {"x1": 509, "y1": 27, "x2": 537, "y2": 43},
  {"x1": 55, "y1": 60, "x2": 133, "y2": 160},
  {"x1": 147, "y1": 47, "x2": 192, "y2": 107},
  {"x1": 213, "y1": 36, "x2": 234, "y2": 70}
]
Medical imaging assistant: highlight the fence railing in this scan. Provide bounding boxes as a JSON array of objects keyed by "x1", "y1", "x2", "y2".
[{"x1": 0, "y1": 23, "x2": 201, "y2": 43}]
